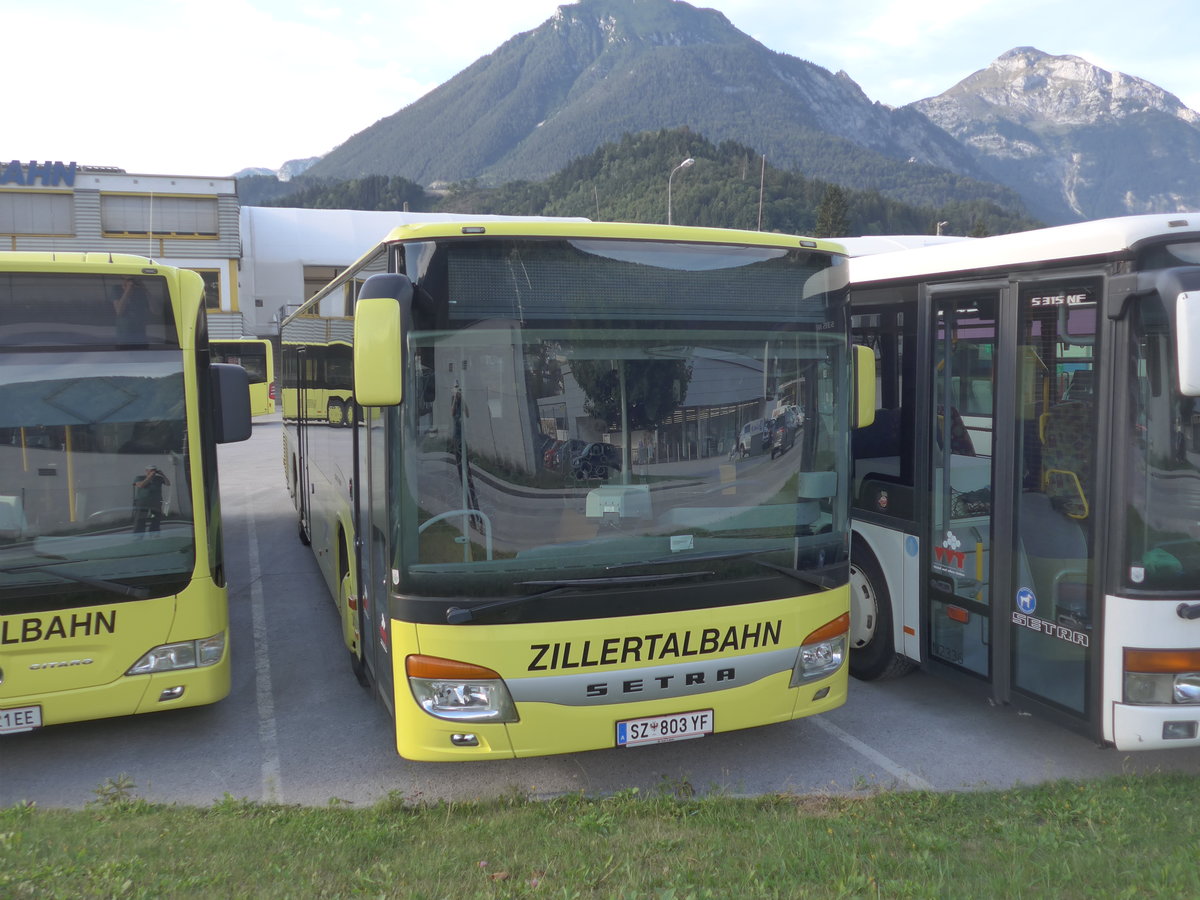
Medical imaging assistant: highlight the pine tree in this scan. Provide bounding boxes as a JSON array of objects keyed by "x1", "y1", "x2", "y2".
[{"x1": 813, "y1": 185, "x2": 850, "y2": 237}]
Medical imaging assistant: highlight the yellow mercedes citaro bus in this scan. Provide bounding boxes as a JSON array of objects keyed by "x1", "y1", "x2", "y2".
[
  {"x1": 212, "y1": 337, "x2": 275, "y2": 417},
  {"x1": 281, "y1": 220, "x2": 874, "y2": 760},
  {"x1": 0, "y1": 252, "x2": 251, "y2": 735}
]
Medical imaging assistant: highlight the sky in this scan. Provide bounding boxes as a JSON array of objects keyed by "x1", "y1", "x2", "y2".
[{"x1": 4, "y1": 0, "x2": 1198, "y2": 178}]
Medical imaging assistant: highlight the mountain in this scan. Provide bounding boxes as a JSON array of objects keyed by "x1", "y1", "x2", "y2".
[
  {"x1": 244, "y1": 128, "x2": 1039, "y2": 237},
  {"x1": 303, "y1": 0, "x2": 1026, "y2": 218},
  {"x1": 232, "y1": 157, "x2": 320, "y2": 182},
  {"x1": 912, "y1": 47, "x2": 1200, "y2": 223}
]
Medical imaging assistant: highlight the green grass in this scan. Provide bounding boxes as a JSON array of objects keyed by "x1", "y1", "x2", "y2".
[{"x1": 3, "y1": 774, "x2": 1197, "y2": 898}]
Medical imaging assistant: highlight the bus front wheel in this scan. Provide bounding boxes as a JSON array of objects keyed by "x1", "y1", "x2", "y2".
[{"x1": 848, "y1": 538, "x2": 915, "y2": 681}]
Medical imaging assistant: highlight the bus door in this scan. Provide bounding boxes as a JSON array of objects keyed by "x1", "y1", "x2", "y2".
[
  {"x1": 360, "y1": 404, "x2": 395, "y2": 709},
  {"x1": 296, "y1": 346, "x2": 312, "y2": 542},
  {"x1": 925, "y1": 288, "x2": 1001, "y2": 679},
  {"x1": 1007, "y1": 279, "x2": 1101, "y2": 718},
  {"x1": 924, "y1": 279, "x2": 1100, "y2": 723}
]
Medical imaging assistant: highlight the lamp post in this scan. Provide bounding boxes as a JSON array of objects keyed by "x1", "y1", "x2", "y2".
[
  {"x1": 936, "y1": 220, "x2": 949, "y2": 236},
  {"x1": 667, "y1": 158, "x2": 694, "y2": 225}
]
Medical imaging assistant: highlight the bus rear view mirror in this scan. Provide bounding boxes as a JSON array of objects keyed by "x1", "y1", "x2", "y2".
[
  {"x1": 353, "y1": 274, "x2": 413, "y2": 407},
  {"x1": 1178, "y1": 292, "x2": 1200, "y2": 396},
  {"x1": 853, "y1": 344, "x2": 877, "y2": 428},
  {"x1": 211, "y1": 363, "x2": 252, "y2": 443}
]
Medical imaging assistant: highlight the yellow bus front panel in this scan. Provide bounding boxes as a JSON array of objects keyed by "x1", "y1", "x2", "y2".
[
  {"x1": 0, "y1": 582, "x2": 230, "y2": 731},
  {"x1": 391, "y1": 589, "x2": 848, "y2": 761}
]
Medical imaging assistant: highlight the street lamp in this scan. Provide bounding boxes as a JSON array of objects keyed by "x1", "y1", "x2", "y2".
[
  {"x1": 936, "y1": 220, "x2": 949, "y2": 236},
  {"x1": 667, "y1": 158, "x2": 694, "y2": 225}
]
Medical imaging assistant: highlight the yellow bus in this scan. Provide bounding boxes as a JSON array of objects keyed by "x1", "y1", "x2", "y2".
[
  {"x1": 0, "y1": 252, "x2": 251, "y2": 734},
  {"x1": 280, "y1": 334, "x2": 354, "y2": 426},
  {"x1": 281, "y1": 220, "x2": 874, "y2": 760},
  {"x1": 848, "y1": 214, "x2": 1200, "y2": 750},
  {"x1": 212, "y1": 338, "x2": 276, "y2": 417}
]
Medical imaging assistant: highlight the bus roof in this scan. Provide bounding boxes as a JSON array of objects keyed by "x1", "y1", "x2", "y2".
[
  {"x1": 0, "y1": 251, "x2": 158, "y2": 270},
  {"x1": 849, "y1": 213, "x2": 1200, "y2": 285},
  {"x1": 373, "y1": 218, "x2": 844, "y2": 255}
]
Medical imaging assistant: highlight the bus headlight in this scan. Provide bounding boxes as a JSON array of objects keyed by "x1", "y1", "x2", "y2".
[
  {"x1": 792, "y1": 613, "x2": 849, "y2": 686},
  {"x1": 407, "y1": 655, "x2": 518, "y2": 723},
  {"x1": 1123, "y1": 648, "x2": 1200, "y2": 705},
  {"x1": 127, "y1": 632, "x2": 226, "y2": 675}
]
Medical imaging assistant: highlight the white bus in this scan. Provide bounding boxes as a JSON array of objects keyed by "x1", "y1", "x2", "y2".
[{"x1": 847, "y1": 214, "x2": 1200, "y2": 750}]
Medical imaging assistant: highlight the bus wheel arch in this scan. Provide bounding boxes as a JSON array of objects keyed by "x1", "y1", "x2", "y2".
[{"x1": 849, "y1": 535, "x2": 915, "y2": 681}]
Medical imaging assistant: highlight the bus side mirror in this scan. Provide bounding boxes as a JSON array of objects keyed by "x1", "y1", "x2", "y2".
[
  {"x1": 211, "y1": 363, "x2": 252, "y2": 443},
  {"x1": 853, "y1": 344, "x2": 876, "y2": 429},
  {"x1": 1178, "y1": 292, "x2": 1200, "y2": 396},
  {"x1": 353, "y1": 274, "x2": 412, "y2": 407}
]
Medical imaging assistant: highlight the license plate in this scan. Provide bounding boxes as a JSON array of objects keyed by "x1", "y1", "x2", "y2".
[
  {"x1": 0, "y1": 705, "x2": 42, "y2": 735},
  {"x1": 616, "y1": 709, "x2": 713, "y2": 747}
]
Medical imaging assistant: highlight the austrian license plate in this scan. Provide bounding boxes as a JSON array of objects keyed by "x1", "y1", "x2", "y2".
[
  {"x1": 616, "y1": 709, "x2": 713, "y2": 747},
  {"x1": 0, "y1": 705, "x2": 42, "y2": 735}
]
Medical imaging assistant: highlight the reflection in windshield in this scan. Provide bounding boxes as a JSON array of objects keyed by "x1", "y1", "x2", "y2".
[
  {"x1": 0, "y1": 350, "x2": 194, "y2": 612},
  {"x1": 1126, "y1": 297, "x2": 1200, "y2": 590},
  {"x1": 395, "y1": 239, "x2": 850, "y2": 601}
]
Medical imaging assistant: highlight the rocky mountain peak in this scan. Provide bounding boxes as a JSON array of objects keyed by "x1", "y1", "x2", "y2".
[
  {"x1": 923, "y1": 46, "x2": 1199, "y2": 129},
  {"x1": 549, "y1": 0, "x2": 740, "y2": 48},
  {"x1": 913, "y1": 46, "x2": 1200, "y2": 223}
]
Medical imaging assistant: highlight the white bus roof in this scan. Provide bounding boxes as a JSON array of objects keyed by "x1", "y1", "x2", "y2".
[
  {"x1": 837, "y1": 235, "x2": 970, "y2": 256},
  {"x1": 849, "y1": 213, "x2": 1200, "y2": 285}
]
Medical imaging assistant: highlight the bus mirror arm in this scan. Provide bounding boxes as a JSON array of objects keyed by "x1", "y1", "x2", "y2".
[{"x1": 1178, "y1": 602, "x2": 1200, "y2": 620}]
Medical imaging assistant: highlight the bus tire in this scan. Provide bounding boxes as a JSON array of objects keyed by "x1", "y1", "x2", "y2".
[
  {"x1": 340, "y1": 572, "x2": 370, "y2": 688},
  {"x1": 327, "y1": 399, "x2": 345, "y2": 427},
  {"x1": 848, "y1": 538, "x2": 915, "y2": 681}
]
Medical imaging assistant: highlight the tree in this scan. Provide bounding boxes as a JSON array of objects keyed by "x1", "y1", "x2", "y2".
[
  {"x1": 813, "y1": 184, "x2": 850, "y2": 237},
  {"x1": 569, "y1": 358, "x2": 692, "y2": 431}
]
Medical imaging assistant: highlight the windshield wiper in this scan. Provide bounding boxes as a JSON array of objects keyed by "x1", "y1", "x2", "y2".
[
  {"x1": 0, "y1": 562, "x2": 151, "y2": 600},
  {"x1": 605, "y1": 548, "x2": 845, "y2": 591},
  {"x1": 604, "y1": 547, "x2": 789, "y2": 570},
  {"x1": 753, "y1": 559, "x2": 846, "y2": 591},
  {"x1": 445, "y1": 571, "x2": 714, "y2": 624}
]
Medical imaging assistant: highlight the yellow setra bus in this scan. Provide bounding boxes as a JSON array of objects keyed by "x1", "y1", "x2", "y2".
[
  {"x1": 0, "y1": 253, "x2": 251, "y2": 735},
  {"x1": 282, "y1": 219, "x2": 873, "y2": 760}
]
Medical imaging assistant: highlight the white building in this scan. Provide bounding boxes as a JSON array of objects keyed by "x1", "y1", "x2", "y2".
[{"x1": 0, "y1": 160, "x2": 240, "y2": 323}]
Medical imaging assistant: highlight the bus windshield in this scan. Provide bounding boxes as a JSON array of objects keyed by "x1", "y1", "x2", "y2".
[
  {"x1": 1125, "y1": 293, "x2": 1200, "y2": 590},
  {"x1": 396, "y1": 237, "x2": 850, "y2": 606},
  {"x1": 0, "y1": 349, "x2": 195, "y2": 614}
]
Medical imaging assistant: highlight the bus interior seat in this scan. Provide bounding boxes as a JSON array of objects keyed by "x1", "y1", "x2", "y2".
[
  {"x1": 1018, "y1": 491, "x2": 1090, "y2": 626},
  {"x1": 1040, "y1": 400, "x2": 1093, "y2": 519},
  {"x1": 935, "y1": 405, "x2": 976, "y2": 456}
]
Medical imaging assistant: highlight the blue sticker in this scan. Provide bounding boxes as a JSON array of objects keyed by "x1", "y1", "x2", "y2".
[
  {"x1": 1016, "y1": 587, "x2": 1037, "y2": 615},
  {"x1": 905, "y1": 535, "x2": 919, "y2": 557}
]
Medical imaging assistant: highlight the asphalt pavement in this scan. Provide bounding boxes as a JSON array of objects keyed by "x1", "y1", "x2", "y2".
[{"x1": 2, "y1": 414, "x2": 1198, "y2": 808}]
